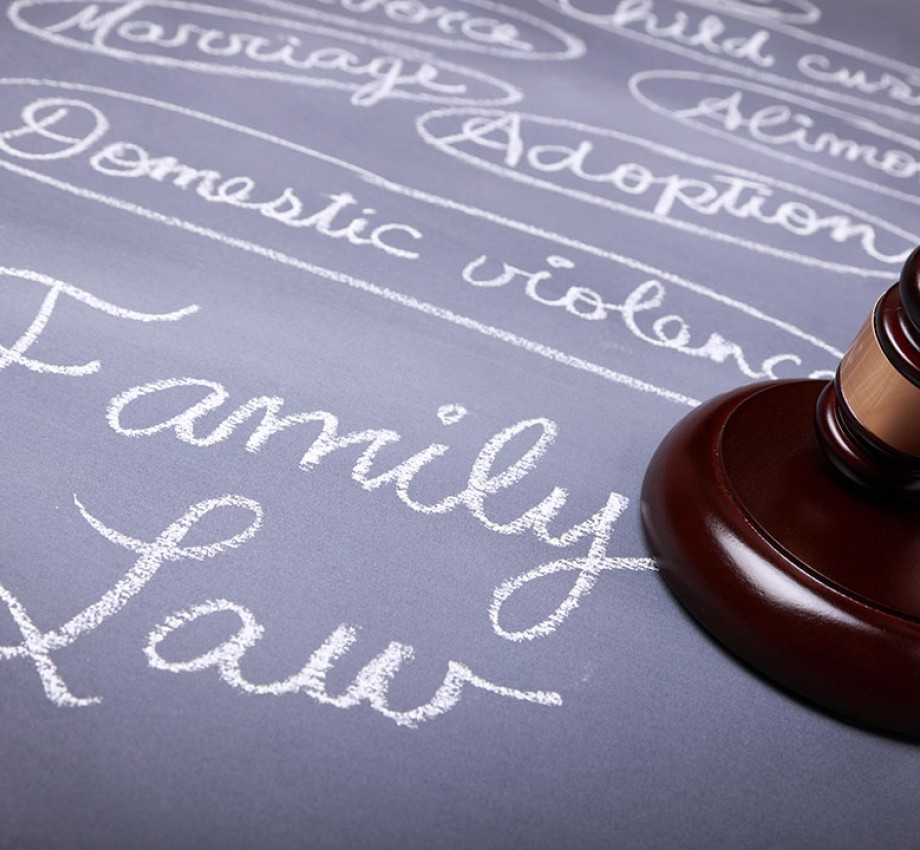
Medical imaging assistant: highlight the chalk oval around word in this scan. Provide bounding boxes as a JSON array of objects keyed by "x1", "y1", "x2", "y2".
[
  {"x1": 539, "y1": 0, "x2": 920, "y2": 130},
  {"x1": 8, "y1": 0, "x2": 522, "y2": 108},
  {"x1": 241, "y1": 0, "x2": 586, "y2": 60},
  {"x1": 415, "y1": 106, "x2": 918, "y2": 275},
  {"x1": 673, "y1": 0, "x2": 821, "y2": 25},
  {"x1": 0, "y1": 78, "x2": 847, "y2": 402},
  {"x1": 630, "y1": 70, "x2": 920, "y2": 209}
]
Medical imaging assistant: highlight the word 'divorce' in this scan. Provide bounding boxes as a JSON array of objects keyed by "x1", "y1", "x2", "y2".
[
  {"x1": 106, "y1": 376, "x2": 655, "y2": 642},
  {"x1": 310, "y1": 0, "x2": 538, "y2": 51},
  {"x1": 9, "y1": 0, "x2": 520, "y2": 107},
  {"x1": 245, "y1": 0, "x2": 586, "y2": 60},
  {"x1": 0, "y1": 495, "x2": 559, "y2": 726}
]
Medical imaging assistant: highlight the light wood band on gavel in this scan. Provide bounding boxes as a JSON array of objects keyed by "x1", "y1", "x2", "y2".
[{"x1": 816, "y1": 246, "x2": 920, "y2": 492}]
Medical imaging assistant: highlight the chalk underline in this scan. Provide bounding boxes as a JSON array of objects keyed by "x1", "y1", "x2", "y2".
[{"x1": 0, "y1": 158, "x2": 701, "y2": 407}]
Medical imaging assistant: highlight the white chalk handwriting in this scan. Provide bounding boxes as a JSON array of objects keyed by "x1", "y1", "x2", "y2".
[
  {"x1": 0, "y1": 266, "x2": 197, "y2": 378},
  {"x1": 242, "y1": 0, "x2": 585, "y2": 60},
  {"x1": 674, "y1": 0, "x2": 820, "y2": 25},
  {"x1": 630, "y1": 71, "x2": 920, "y2": 209},
  {"x1": 0, "y1": 494, "x2": 559, "y2": 724},
  {"x1": 105, "y1": 377, "x2": 656, "y2": 640},
  {"x1": 0, "y1": 80, "x2": 844, "y2": 404},
  {"x1": 797, "y1": 53, "x2": 920, "y2": 110},
  {"x1": 9, "y1": 0, "x2": 521, "y2": 107},
  {"x1": 462, "y1": 254, "x2": 831, "y2": 381},
  {"x1": 539, "y1": 0, "x2": 920, "y2": 128},
  {"x1": 146, "y1": 598, "x2": 561, "y2": 727},
  {"x1": 416, "y1": 107, "x2": 916, "y2": 270},
  {"x1": 0, "y1": 95, "x2": 423, "y2": 259}
]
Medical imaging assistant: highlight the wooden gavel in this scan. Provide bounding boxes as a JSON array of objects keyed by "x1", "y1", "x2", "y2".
[
  {"x1": 817, "y1": 245, "x2": 920, "y2": 491},
  {"x1": 642, "y1": 246, "x2": 920, "y2": 737}
]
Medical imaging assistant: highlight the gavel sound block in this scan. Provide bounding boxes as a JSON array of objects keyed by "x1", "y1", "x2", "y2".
[{"x1": 641, "y1": 247, "x2": 920, "y2": 736}]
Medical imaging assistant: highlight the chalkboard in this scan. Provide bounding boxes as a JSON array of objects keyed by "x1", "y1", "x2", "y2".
[{"x1": 2, "y1": 0, "x2": 919, "y2": 847}]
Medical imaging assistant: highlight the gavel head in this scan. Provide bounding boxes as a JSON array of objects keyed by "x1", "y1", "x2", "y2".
[{"x1": 816, "y1": 245, "x2": 920, "y2": 493}]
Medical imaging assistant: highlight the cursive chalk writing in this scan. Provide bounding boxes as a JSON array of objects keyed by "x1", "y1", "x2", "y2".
[
  {"x1": 0, "y1": 266, "x2": 197, "y2": 378},
  {"x1": 462, "y1": 254, "x2": 829, "y2": 381},
  {"x1": 547, "y1": 0, "x2": 776, "y2": 66},
  {"x1": 0, "y1": 79, "x2": 845, "y2": 406},
  {"x1": 540, "y1": 0, "x2": 920, "y2": 129},
  {"x1": 10, "y1": 0, "x2": 521, "y2": 107},
  {"x1": 417, "y1": 108, "x2": 916, "y2": 268},
  {"x1": 0, "y1": 495, "x2": 560, "y2": 724},
  {"x1": 629, "y1": 71, "x2": 920, "y2": 209},
  {"x1": 311, "y1": 0, "x2": 536, "y2": 50},
  {"x1": 0, "y1": 494, "x2": 264, "y2": 707},
  {"x1": 540, "y1": 0, "x2": 920, "y2": 128},
  {"x1": 245, "y1": 0, "x2": 586, "y2": 59},
  {"x1": 105, "y1": 376, "x2": 656, "y2": 638},
  {"x1": 91, "y1": 141, "x2": 424, "y2": 259},
  {"x1": 1, "y1": 97, "x2": 423, "y2": 259},
  {"x1": 797, "y1": 53, "x2": 920, "y2": 108},
  {"x1": 678, "y1": 92, "x2": 920, "y2": 176},
  {"x1": 146, "y1": 598, "x2": 561, "y2": 728}
]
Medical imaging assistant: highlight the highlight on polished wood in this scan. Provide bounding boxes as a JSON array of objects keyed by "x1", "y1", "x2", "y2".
[{"x1": 642, "y1": 246, "x2": 920, "y2": 737}]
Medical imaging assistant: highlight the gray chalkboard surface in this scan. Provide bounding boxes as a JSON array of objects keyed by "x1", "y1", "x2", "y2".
[{"x1": 1, "y1": 0, "x2": 919, "y2": 846}]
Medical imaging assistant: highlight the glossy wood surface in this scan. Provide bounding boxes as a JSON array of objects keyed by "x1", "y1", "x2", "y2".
[
  {"x1": 816, "y1": 284, "x2": 920, "y2": 492},
  {"x1": 815, "y1": 248, "x2": 920, "y2": 492},
  {"x1": 642, "y1": 379, "x2": 920, "y2": 736}
]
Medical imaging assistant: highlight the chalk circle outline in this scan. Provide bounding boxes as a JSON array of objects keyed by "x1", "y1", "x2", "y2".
[
  {"x1": 8, "y1": 0, "x2": 523, "y2": 107},
  {"x1": 0, "y1": 78, "x2": 850, "y2": 406},
  {"x1": 674, "y1": 0, "x2": 821, "y2": 26},
  {"x1": 241, "y1": 0, "x2": 586, "y2": 60},
  {"x1": 629, "y1": 69, "x2": 920, "y2": 210},
  {"x1": 414, "y1": 105, "x2": 917, "y2": 277}
]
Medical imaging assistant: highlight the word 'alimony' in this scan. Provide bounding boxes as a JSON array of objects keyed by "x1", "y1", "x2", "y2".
[{"x1": 630, "y1": 70, "x2": 920, "y2": 208}]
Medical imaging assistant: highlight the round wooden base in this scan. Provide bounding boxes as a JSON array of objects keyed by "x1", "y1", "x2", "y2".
[{"x1": 641, "y1": 379, "x2": 920, "y2": 736}]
